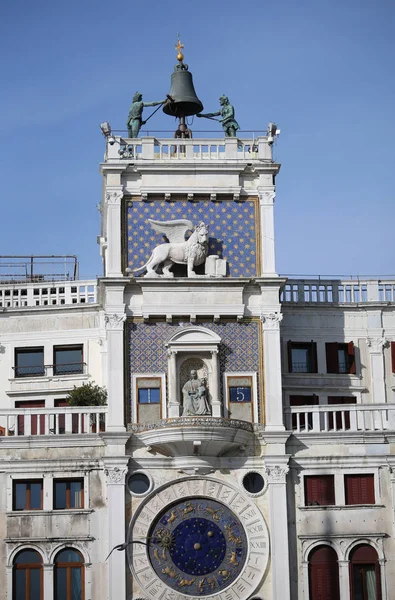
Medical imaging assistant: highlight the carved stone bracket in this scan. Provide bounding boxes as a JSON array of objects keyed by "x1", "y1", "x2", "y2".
[
  {"x1": 261, "y1": 312, "x2": 283, "y2": 330},
  {"x1": 105, "y1": 466, "x2": 128, "y2": 484},
  {"x1": 105, "y1": 313, "x2": 126, "y2": 331},
  {"x1": 105, "y1": 189, "x2": 123, "y2": 205},
  {"x1": 265, "y1": 464, "x2": 289, "y2": 484},
  {"x1": 367, "y1": 337, "x2": 389, "y2": 353}
]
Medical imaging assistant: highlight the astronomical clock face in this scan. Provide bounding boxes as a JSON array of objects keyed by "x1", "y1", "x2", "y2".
[{"x1": 128, "y1": 478, "x2": 269, "y2": 600}]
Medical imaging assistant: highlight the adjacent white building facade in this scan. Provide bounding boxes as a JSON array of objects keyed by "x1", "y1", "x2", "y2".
[{"x1": 0, "y1": 129, "x2": 394, "y2": 600}]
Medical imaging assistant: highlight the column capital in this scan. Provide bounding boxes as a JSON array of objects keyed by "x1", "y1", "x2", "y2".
[
  {"x1": 265, "y1": 463, "x2": 289, "y2": 484},
  {"x1": 367, "y1": 337, "x2": 388, "y2": 353},
  {"x1": 258, "y1": 189, "x2": 276, "y2": 205},
  {"x1": 261, "y1": 311, "x2": 283, "y2": 330},
  {"x1": 105, "y1": 187, "x2": 124, "y2": 205},
  {"x1": 105, "y1": 313, "x2": 126, "y2": 331},
  {"x1": 104, "y1": 465, "x2": 128, "y2": 485},
  {"x1": 167, "y1": 349, "x2": 178, "y2": 356}
]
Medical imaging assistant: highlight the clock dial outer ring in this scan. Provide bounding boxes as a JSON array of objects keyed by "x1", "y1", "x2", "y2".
[{"x1": 128, "y1": 476, "x2": 270, "y2": 600}]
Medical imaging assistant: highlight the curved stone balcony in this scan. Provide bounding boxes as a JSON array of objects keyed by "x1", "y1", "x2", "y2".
[{"x1": 128, "y1": 416, "x2": 255, "y2": 457}]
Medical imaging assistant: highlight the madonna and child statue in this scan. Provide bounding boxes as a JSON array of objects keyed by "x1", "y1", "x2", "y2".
[{"x1": 182, "y1": 370, "x2": 211, "y2": 416}]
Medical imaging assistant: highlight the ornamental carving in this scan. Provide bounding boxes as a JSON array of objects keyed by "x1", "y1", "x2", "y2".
[
  {"x1": 258, "y1": 191, "x2": 276, "y2": 205},
  {"x1": 265, "y1": 464, "x2": 289, "y2": 484},
  {"x1": 128, "y1": 417, "x2": 254, "y2": 433},
  {"x1": 105, "y1": 313, "x2": 126, "y2": 331},
  {"x1": 105, "y1": 189, "x2": 123, "y2": 204},
  {"x1": 105, "y1": 466, "x2": 127, "y2": 484},
  {"x1": 261, "y1": 312, "x2": 283, "y2": 330},
  {"x1": 367, "y1": 337, "x2": 388, "y2": 353}
]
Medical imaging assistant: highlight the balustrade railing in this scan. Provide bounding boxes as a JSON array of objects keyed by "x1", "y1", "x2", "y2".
[
  {"x1": 281, "y1": 279, "x2": 395, "y2": 304},
  {"x1": 0, "y1": 407, "x2": 107, "y2": 436},
  {"x1": 0, "y1": 280, "x2": 97, "y2": 308},
  {"x1": 285, "y1": 404, "x2": 395, "y2": 433}
]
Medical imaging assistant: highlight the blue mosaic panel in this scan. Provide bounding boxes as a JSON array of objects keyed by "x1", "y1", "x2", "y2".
[
  {"x1": 148, "y1": 498, "x2": 247, "y2": 596},
  {"x1": 128, "y1": 320, "x2": 261, "y2": 417},
  {"x1": 126, "y1": 200, "x2": 258, "y2": 277}
]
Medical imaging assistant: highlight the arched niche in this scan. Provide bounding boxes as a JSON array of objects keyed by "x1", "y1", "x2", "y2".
[{"x1": 166, "y1": 326, "x2": 221, "y2": 417}]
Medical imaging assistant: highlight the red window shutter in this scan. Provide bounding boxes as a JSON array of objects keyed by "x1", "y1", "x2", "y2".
[
  {"x1": 309, "y1": 546, "x2": 340, "y2": 600},
  {"x1": 305, "y1": 476, "x2": 335, "y2": 506},
  {"x1": 287, "y1": 341, "x2": 293, "y2": 373},
  {"x1": 311, "y1": 341, "x2": 318, "y2": 373},
  {"x1": 346, "y1": 475, "x2": 375, "y2": 504},
  {"x1": 326, "y1": 343, "x2": 339, "y2": 373},
  {"x1": 348, "y1": 341, "x2": 356, "y2": 374},
  {"x1": 359, "y1": 475, "x2": 375, "y2": 504},
  {"x1": 392, "y1": 342, "x2": 395, "y2": 374}
]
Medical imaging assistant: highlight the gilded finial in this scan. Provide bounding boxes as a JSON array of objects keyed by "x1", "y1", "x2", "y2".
[{"x1": 175, "y1": 35, "x2": 184, "y2": 63}]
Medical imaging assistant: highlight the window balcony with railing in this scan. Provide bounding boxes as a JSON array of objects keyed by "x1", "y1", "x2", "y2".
[
  {"x1": 0, "y1": 406, "x2": 107, "y2": 437},
  {"x1": 281, "y1": 278, "x2": 395, "y2": 305},
  {"x1": 0, "y1": 280, "x2": 97, "y2": 309}
]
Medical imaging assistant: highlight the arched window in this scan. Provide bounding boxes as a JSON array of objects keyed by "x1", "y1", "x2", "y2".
[
  {"x1": 13, "y1": 549, "x2": 43, "y2": 600},
  {"x1": 54, "y1": 548, "x2": 84, "y2": 600},
  {"x1": 309, "y1": 545, "x2": 340, "y2": 600},
  {"x1": 350, "y1": 544, "x2": 381, "y2": 600}
]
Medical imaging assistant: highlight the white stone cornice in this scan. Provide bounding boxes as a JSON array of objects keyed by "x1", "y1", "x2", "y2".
[
  {"x1": 105, "y1": 313, "x2": 126, "y2": 331},
  {"x1": 261, "y1": 311, "x2": 283, "y2": 330}
]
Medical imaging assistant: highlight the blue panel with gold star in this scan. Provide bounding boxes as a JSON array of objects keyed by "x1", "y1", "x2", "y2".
[
  {"x1": 126, "y1": 199, "x2": 258, "y2": 277},
  {"x1": 148, "y1": 498, "x2": 247, "y2": 596}
]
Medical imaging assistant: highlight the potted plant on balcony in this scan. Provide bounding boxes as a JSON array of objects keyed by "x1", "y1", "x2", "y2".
[{"x1": 66, "y1": 382, "x2": 107, "y2": 433}]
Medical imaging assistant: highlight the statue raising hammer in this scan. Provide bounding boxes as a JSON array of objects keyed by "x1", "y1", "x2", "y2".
[
  {"x1": 127, "y1": 92, "x2": 167, "y2": 138},
  {"x1": 197, "y1": 95, "x2": 240, "y2": 137}
]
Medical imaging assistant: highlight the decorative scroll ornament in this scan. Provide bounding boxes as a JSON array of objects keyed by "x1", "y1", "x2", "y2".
[
  {"x1": 105, "y1": 313, "x2": 126, "y2": 331},
  {"x1": 105, "y1": 466, "x2": 127, "y2": 484},
  {"x1": 265, "y1": 464, "x2": 289, "y2": 484},
  {"x1": 105, "y1": 189, "x2": 123, "y2": 204},
  {"x1": 367, "y1": 337, "x2": 388, "y2": 353},
  {"x1": 261, "y1": 312, "x2": 283, "y2": 330}
]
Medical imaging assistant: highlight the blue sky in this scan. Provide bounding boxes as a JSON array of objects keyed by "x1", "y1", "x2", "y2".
[{"x1": 1, "y1": 0, "x2": 394, "y2": 278}]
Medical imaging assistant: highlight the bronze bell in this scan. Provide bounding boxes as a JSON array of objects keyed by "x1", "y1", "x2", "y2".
[{"x1": 163, "y1": 68, "x2": 203, "y2": 118}]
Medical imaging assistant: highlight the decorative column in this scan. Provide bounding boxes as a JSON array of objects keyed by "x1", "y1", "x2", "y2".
[
  {"x1": 367, "y1": 337, "x2": 388, "y2": 405},
  {"x1": 104, "y1": 461, "x2": 128, "y2": 600},
  {"x1": 261, "y1": 312, "x2": 285, "y2": 431},
  {"x1": 338, "y1": 560, "x2": 351, "y2": 600},
  {"x1": 167, "y1": 350, "x2": 179, "y2": 418},
  {"x1": 105, "y1": 313, "x2": 126, "y2": 431},
  {"x1": 265, "y1": 461, "x2": 291, "y2": 600},
  {"x1": 210, "y1": 349, "x2": 221, "y2": 417},
  {"x1": 258, "y1": 190, "x2": 277, "y2": 276},
  {"x1": 105, "y1": 188, "x2": 123, "y2": 277}
]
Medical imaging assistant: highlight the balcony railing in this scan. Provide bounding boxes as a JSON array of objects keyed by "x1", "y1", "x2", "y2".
[
  {"x1": 13, "y1": 363, "x2": 87, "y2": 378},
  {"x1": 0, "y1": 407, "x2": 107, "y2": 436},
  {"x1": 0, "y1": 280, "x2": 97, "y2": 308},
  {"x1": 281, "y1": 279, "x2": 395, "y2": 304},
  {"x1": 106, "y1": 136, "x2": 274, "y2": 162},
  {"x1": 285, "y1": 404, "x2": 395, "y2": 433}
]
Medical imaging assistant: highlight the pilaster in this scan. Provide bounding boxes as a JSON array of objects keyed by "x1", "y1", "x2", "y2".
[
  {"x1": 104, "y1": 459, "x2": 129, "y2": 600},
  {"x1": 105, "y1": 312, "x2": 126, "y2": 430},
  {"x1": 265, "y1": 458, "x2": 291, "y2": 600},
  {"x1": 105, "y1": 187, "x2": 123, "y2": 277},
  {"x1": 338, "y1": 560, "x2": 351, "y2": 600},
  {"x1": 261, "y1": 311, "x2": 285, "y2": 431},
  {"x1": 258, "y1": 189, "x2": 277, "y2": 276},
  {"x1": 367, "y1": 335, "x2": 388, "y2": 404}
]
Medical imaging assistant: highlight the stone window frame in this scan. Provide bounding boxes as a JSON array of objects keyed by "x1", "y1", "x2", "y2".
[
  {"x1": 223, "y1": 371, "x2": 258, "y2": 420},
  {"x1": 8, "y1": 472, "x2": 89, "y2": 512},
  {"x1": 131, "y1": 373, "x2": 166, "y2": 422}
]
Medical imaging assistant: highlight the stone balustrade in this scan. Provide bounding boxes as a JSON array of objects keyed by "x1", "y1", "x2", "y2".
[
  {"x1": 0, "y1": 406, "x2": 107, "y2": 436},
  {"x1": 281, "y1": 279, "x2": 395, "y2": 304},
  {"x1": 285, "y1": 403, "x2": 395, "y2": 433},
  {"x1": 0, "y1": 280, "x2": 97, "y2": 308}
]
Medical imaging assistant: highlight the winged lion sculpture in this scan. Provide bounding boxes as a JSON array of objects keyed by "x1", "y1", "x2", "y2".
[{"x1": 133, "y1": 219, "x2": 209, "y2": 278}]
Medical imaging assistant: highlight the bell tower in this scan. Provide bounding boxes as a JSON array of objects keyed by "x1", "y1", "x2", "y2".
[{"x1": 99, "y1": 41, "x2": 290, "y2": 600}]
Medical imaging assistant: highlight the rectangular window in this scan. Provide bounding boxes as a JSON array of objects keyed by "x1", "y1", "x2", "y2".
[
  {"x1": 327, "y1": 396, "x2": 357, "y2": 430},
  {"x1": 290, "y1": 395, "x2": 319, "y2": 430},
  {"x1": 304, "y1": 475, "x2": 335, "y2": 506},
  {"x1": 138, "y1": 388, "x2": 160, "y2": 404},
  {"x1": 287, "y1": 342, "x2": 318, "y2": 373},
  {"x1": 54, "y1": 479, "x2": 84, "y2": 509},
  {"x1": 15, "y1": 347, "x2": 44, "y2": 377},
  {"x1": 53, "y1": 345, "x2": 83, "y2": 375},
  {"x1": 326, "y1": 342, "x2": 355, "y2": 374},
  {"x1": 13, "y1": 480, "x2": 43, "y2": 510},
  {"x1": 345, "y1": 474, "x2": 375, "y2": 505}
]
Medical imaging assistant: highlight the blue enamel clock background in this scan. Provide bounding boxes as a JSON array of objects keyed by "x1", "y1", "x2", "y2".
[
  {"x1": 148, "y1": 497, "x2": 247, "y2": 596},
  {"x1": 126, "y1": 199, "x2": 258, "y2": 277}
]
